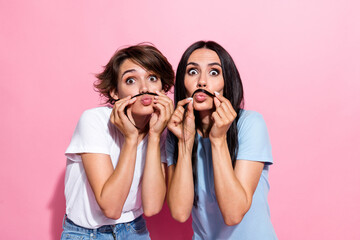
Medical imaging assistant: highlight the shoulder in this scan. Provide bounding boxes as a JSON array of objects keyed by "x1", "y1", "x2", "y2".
[
  {"x1": 78, "y1": 106, "x2": 112, "y2": 124},
  {"x1": 81, "y1": 106, "x2": 112, "y2": 119},
  {"x1": 237, "y1": 110, "x2": 267, "y2": 130},
  {"x1": 235, "y1": 110, "x2": 273, "y2": 163},
  {"x1": 76, "y1": 106, "x2": 113, "y2": 132}
]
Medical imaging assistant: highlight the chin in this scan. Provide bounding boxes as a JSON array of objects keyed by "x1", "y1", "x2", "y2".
[
  {"x1": 193, "y1": 103, "x2": 214, "y2": 112},
  {"x1": 131, "y1": 106, "x2": 154, "y2": 116}
]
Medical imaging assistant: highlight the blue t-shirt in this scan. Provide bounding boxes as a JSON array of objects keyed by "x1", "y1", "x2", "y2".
[{"x1": 166, "y1": 110, "x2": 277, "y2": 240}]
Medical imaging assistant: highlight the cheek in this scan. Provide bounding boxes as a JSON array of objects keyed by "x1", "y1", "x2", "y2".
[
  {"x1": 213, "y1": 77, "x2": 225, "y2": 92},
  {"x1": 155, "y1": 81, "x2": 163, "y2": 91},
  {"x1": 147, "y1": 80, "x2": 162, "y2": 92},
  {"x1": 117, "y1": 85, "x2": 136, "y2": 98}
]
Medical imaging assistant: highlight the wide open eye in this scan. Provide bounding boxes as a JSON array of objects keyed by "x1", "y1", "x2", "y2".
[
  {"x1": 188, "y1": 68, "x2": 198, "y2": 75},
  {"x1": 209, "y1": 69, "x2": 219, "y2": 76},
  {"x1": 149, "y1": 75, "x2": 158, "y2": 82},
  {"x1": 125, "y1": 78, "x2": 135, "y2": 84}
]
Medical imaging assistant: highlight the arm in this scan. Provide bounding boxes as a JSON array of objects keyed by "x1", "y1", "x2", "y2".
[
  {"x1": 141, "y1": 135, "x2": 167, "y2": 217},
  {"x1": 82, "y1": 140, "x2": 138, "y2": 219},
  {"x1": 141, "y1": 91, "x2": 173, "y2": 216},
  {"x1": 167, "y1": 140, "x2": 194, "y2": 222},
  {"x1": 209, "y1": 94, "x2": 264, "y2": 225},
  {"x1": 211, "y1": 140, "x2": 264, "y2": 226},
  {"x1": 82, "y1": 96, "x2": 139, "y2": 219},
  {"x1": 166, "y1": 98, "x2": 195, "y2": 222}
]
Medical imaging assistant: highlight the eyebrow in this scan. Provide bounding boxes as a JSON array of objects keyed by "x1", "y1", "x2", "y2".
[
  {"x1": 186, "y1": 62, "x2": 199, "y2": 67},
  {"x1": 186, "y1": 62, "x2": 222, "y2": 68},
  {"x1": 208, "y1": 62, "x2": 222, "y2": 68},
  {"x1": 121, "y1": 69, "x2": 136, "y2": 78}
]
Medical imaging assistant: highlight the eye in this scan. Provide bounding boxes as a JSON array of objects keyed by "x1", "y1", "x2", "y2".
[
  {"x1": 149, "y1": 75, "x2": 158, "y2": 82},
  {"x1": 188, "y1": 68, "x2": 198, "y2": 75},
  {"x1": 209, "y1": 69, "x2": 219, "y2": 76},
  {"x1": 125, "y1": 78, "x2": 135, "y2": 84}
]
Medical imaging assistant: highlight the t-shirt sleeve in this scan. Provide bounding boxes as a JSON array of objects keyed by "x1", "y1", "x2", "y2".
[
  {"x1": 65, "y1": 109, "x2": 110, "y2": 162},
  {"x1": 236, "y1": 111, "x2": 273, "y2": 164},
  {"x1": 165, "y1": 131, "x2": 176, "y2": 166}
]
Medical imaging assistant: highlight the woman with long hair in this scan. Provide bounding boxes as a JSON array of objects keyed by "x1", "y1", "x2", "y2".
[
  {"x1": 62, "y1": 44, "x2": 174, "y2": 239},
  {"x1": 166, "y1": 41, "x2": 277, "y2": 239}
]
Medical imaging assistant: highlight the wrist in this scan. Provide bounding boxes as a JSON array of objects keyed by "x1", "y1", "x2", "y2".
[
  {"x1": 178, "y1": 140, "x2": 194, "y2": 156},
  {"x1": 148, "y1": 133, "x2": 161, "y2": 143},
  {"x1": 148, "y1": 130, "x2": 161, "y2": 139},
  {"x1": 124, "y1": 135, "x2": 138, "y2": 145},
  {"x1": 210, "y1": 135, "x2": 227, "y2": 147}
]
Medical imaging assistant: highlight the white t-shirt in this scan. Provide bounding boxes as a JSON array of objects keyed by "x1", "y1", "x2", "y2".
[{"x1": 64, "y1": 106, "x2": 166, "y2": 229}]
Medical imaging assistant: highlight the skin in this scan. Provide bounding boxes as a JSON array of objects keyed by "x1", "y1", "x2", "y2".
[
  {"x1": 81, "y1": 59, "x2": 173, "y2": 219},
  {"x1": 167, "y1": 48, "x2": 265, "y2": 225}
]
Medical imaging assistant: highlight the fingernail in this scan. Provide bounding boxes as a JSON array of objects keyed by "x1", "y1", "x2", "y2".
[
  {"x1": 186, "y1": 97, "x2": 193, "y2": 102},
  {"x1": 214, "y1": 91, "x2": 219, "y2": 96}
]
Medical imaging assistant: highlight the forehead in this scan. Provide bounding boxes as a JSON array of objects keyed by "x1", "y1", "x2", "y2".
[
  {"x1": 119, "y1": 59, "x2": 148, "y2": 74},
  {"x1": 187, "y1": 48, "x2": 220, "y2": 64}
]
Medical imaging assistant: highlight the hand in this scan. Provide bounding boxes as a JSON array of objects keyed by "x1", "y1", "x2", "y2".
[
  {"x1": 149, "y1": 91, "x2": 174, "y2": 137},
  {"x1": 110, "y1": 96, "x2": 138, "y2": 140},
  {"x1": 209, "y1": 93, "x2": 237, "y2": 141},
  {"x1": 167, "y1": 98, "x2": 196, "y2": 145}
]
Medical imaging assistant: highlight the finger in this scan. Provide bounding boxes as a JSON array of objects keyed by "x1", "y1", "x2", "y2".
[
  {"x1": 117, "y1": 97, "x2": 137, "y2": 120},
  {"x1": 218, "y1": 100, "x2": 237, "y2": 120},
  {"x1": 153, "y1": 102, "x2": 166, "y2": 121},
  {"x1": 176, "y1": 97, "x2": 193, "y2": 107},
  {"x1": 154, "y1": 97, "x2": 171, "y2": 108},
  {"x1": 171, "y1": 114, "x2": 182, "y2": 125},
  {"x1": 173, "y1": 108, "x2": 184, "y2": 119},
  {"x1": 155, "y1": 90, "x2": 167, "y2": 97},
  {"x1": 174, "y1": 105, "x2": 185, "y2": 116},
  {"x1": 214, "y1": 93, "x2": 237, "y2": 117},
  {"x1": 155, "y1": 94, "x2": 174, "y2": 113},
  {"x1": 154, "y1": 98, "x2": 172, "y2": 120},
  {"x1": 125, "y1": 97, "x2": 137, "y2": 118},
  {"x1": 215, "y1": 106, "x2": 232, "y2": 123},
  {"x1": 214, "y1": 91, "x2": 226, "y2": 101},
  {"x1": 212, "y1": 111, "x2": 223, "y2": 126},
  {"x1": 214, "y1": 93, "x2": 232, "y2": 108},
  {"x1": 118, "y1": 97, "x2": 136, "y2": 112},
  {"x1": 154, "y1": 91, "x2": 172, "y2": 108},
  {"x1": 186, "y1": 100, "x2": 194, "y2": 119},
  {"x1": 173, "y1": 106, "x2": 185, "y2": 122},
  {"x1": 113, "y1": 95, "x2": 132, "y2": 106},
  {"x1": 113, "y1": 96, "x2": 132, "y2": 119}
]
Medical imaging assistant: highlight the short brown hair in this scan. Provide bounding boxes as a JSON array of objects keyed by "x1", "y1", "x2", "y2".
[{"x1": 94, "y1": 44, "x2": 174, "y2": 104}]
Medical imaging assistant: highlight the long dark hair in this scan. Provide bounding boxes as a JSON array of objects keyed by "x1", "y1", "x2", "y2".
[{"x1": 170, "y1": 40, "x2": 244, "y2": 207}]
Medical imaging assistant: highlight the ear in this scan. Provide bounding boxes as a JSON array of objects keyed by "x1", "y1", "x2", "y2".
[{"x1": 110, "y1": 88, "x2": 119, "y2": 101}]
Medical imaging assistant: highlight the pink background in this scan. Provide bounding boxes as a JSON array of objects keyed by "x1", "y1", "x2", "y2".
[{"x1": 1, "y1": 1, "x2": 359, "y2": 239}]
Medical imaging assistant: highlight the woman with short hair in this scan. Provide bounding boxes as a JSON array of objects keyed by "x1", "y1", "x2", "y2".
[{"x1": 62, "y1": 44, "x2": 174, "y2": 239}]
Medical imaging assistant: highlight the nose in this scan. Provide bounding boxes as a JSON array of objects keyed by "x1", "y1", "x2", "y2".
[
  {"x1": 139, "y1": 79, "x2": 149, "y2": 93},
  {"x1": 197, "y1": 73, "x2": 207, "y2": 88}
]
